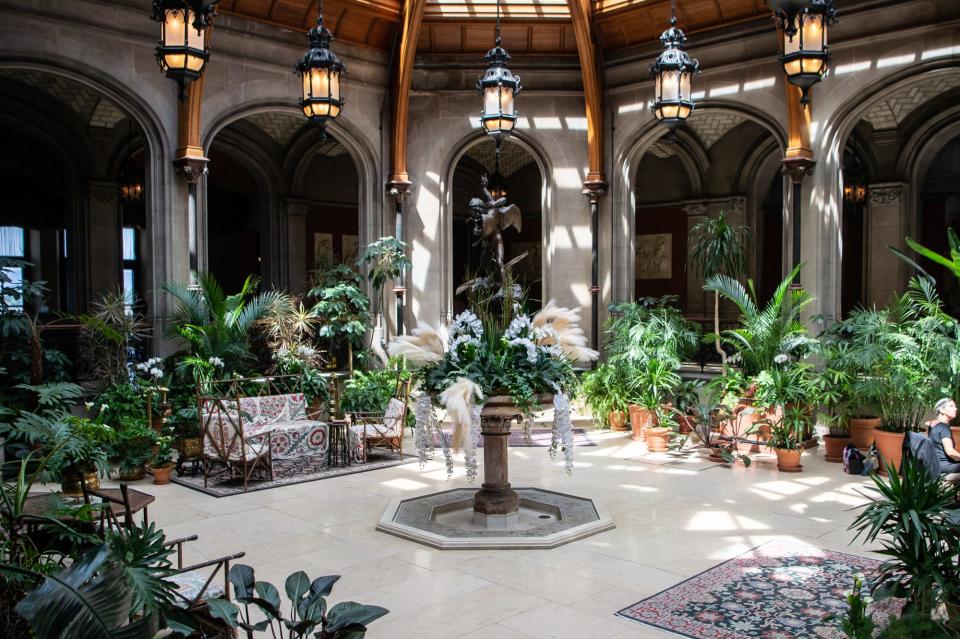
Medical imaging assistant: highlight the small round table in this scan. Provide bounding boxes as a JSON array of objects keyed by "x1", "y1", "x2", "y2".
[{"x1": 327, "y1": 419, "x2": 351, "y2": 468}]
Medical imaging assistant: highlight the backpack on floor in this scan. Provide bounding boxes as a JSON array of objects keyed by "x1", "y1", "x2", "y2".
[
  {"x1": 843, "y1": 444, "x2": 865, "y2": 475},
  {"x1": 903, "y1": 431, "x2": 941, "y2": 481}
]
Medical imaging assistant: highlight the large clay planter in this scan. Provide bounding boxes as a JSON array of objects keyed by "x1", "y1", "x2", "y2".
[
  {"x1": 677, "y1": 414, "x2": 696, "y2": 435},
  {"x1": 628, "y1": 405, "x2": 653, "y2": 441},
  {"x1": 874, "y1": 429, "x2": 905, "y2": 475},
  {"x1": 151, "y1": 464, "x2": 175, "y2": 485},
  {"x1": 645, "y1": 427, "x2": 672, "y2": 452},
  {"x1": 822, "y1": 435, "x2": 851, "y2": 463},
  {"x1": 849, "y1": 417, "x2": 879, "y2": 449},
  {"x1": 118, "y1": 465, "x2": 146, "y2": 481},
  {"x1": 775, "y1": 448, "x2": 803, "y2": 473},
  {"x1": 951, "y1": 426, "x2": 960, "y2": 444},
  {"x1": 608, "y1": 410, "x2": 628, "y2": 432}
]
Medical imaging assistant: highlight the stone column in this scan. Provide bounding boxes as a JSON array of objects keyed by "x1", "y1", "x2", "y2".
[
  {"x1": 473, "y1": 399, "x2": 523, "y2": 529},
  {"x1": 865, "y1": 183, "x2": 908, "y2": 307},
  {"x1": 286, "y1": 199, "x2": 309, "y2": 294},
  {"x1": 682, "y1": 201, "x2": 709, "y2": 318},
  {"x1": 86, "y1": 180, "x2": 121, "y2": 302}
]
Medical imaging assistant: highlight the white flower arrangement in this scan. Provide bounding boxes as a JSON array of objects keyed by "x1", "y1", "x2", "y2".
[{"x1": 209, "y1": 356, "x2": 225, "y2": 368}]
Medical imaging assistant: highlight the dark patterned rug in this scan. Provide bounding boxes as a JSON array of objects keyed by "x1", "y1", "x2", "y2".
[
  {"x1": 616, "y1": 540, "x2": 901, "y2": 639},
  {"x1": 170, "y1": 452, "x2": 416, "y2": 497},
  {"x1": 436, "y1": 428, "x2": 596, "y2": 447}
]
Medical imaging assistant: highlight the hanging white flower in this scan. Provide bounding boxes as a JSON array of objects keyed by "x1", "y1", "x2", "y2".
[
  {"x1": 150, "y1": 367, "x2": 164, "y2": 379},
  {"x1": 508, "y1": 337, "x2": 539, "y2": 364},
  {"x1": 135, "y1": 363, "x2": 149, "y2": 372},
  {"x1": 504, "y1": 314, "x2": 534, "y2": 340},
  {"x1": 774, "y1": 353, "x2": 789, "y2": 365},
  {"x1": 209, "y1": 356, "x2": 225, "y2": 368}
]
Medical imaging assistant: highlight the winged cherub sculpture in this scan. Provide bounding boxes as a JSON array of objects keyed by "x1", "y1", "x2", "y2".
[{"x1": 468, "y1": 173, "x2": 523, "y2": 285}]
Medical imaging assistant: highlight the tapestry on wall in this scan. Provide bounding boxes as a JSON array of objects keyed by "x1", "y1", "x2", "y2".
[{"x1": 635, "y1": 233, "x2": 672, "y2": 280}]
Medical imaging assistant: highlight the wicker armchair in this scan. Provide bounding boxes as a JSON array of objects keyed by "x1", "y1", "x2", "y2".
[
  {"x1": 166, "y1": 534, "x2": 245, "y2": 638},
  {"x1": 352, "y1": 379, "x2": 411, "y2": 460},
  {"x1": 200, "y1": 395, "x2": 275, "y2": 492}
]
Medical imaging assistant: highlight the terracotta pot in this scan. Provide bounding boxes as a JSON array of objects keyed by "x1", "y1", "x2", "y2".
[
  {"x1": 951, "y1": 426, "x2": 960, "y2": 444},
  {"x1": 177, "y1": 436, "x2": 202, "y2": 460},
  {"x1": 61, "y1": 465, "x2": 100, "y2": 497},
  {"x1": 849, "y1": 417, "x2": 879, "y2": 449},
  {"x1": 707, "y1": 446, "x2": 726, "y2": 463},
  {"x1": 874, "y1": 429, "x2": 905, "y2": 475},
  {"x1": 117, "y1": 465, "x2": 146, "y2": 481},
  {"x1": 775, "y1": 448, "x2": 803, "y2": 473},
  {"x1": 608, "y1": 410, "x2": 628, "y2": 432},
  {"x1": 308, "y1": 398, "x2": 327, "y2": 421},
  {"x1": 628, "y1": 405, "x2": 654, "y2": 441},
  {"x1": 645, "y1": 427, "x2": 672, "y2": 453},
  {"x1": 823, "y1": 435, "x2": 851, "y2": 463},
  {"x1": 677, "y1": 414, "x2": 696, "y2": 434},
  {"x1": 151, "y1": 464, "x2": 175, "y2": 485}
]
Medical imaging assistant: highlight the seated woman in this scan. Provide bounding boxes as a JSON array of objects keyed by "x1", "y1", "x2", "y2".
[{"x1": 930, "y1": 398, "x2": 960, "y2": 476}]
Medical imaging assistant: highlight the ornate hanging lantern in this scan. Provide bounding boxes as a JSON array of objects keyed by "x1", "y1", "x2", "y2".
[
  {"x1": 152, "y1": 0, "x2": 218, "y2": 98},
  {"x1": 770, "y1": 0, "x2": 837, "y2": 103},
  {"x1": 477, "y1": 0, "x2": 521, "y2": 146},
  {"x1": 650, "y1": 1, "x2": 699, "y2": 132},
  {"x1": 296, "y1": 1, "x2": 345, "y2": 129}
]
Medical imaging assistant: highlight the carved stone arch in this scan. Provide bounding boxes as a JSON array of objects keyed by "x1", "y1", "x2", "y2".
[
  {"x1": 203, "y1": 101, "x2": 382, "y2": 293},
  {"x1": 0, "y1": 56, "x2": 170, "y2": 322},
  {"x1": 439, "y1": 130, "x2": 553, "y2": 324}
]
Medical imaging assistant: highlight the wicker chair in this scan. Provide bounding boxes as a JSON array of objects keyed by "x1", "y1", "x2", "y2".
[
  {"x1": 200, "y1": 396, "x2": 274, "y2": 492},
  {"x1": 352, "y1": 379, "x2": 411, "y2": 461},
  {"x1": 166, "y1": 534, "x2": 245, "y2": 638}
]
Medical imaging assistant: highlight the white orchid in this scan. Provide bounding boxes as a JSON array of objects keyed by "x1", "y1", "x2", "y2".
[
  {"x1": 150, "y1": 367, "x2": 164, "y2": 379},
  {"x1": 209, "y1": 356, "x2": 225, "y2": 368}
]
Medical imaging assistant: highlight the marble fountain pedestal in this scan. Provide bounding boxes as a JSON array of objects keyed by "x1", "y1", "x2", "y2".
[{"x1": 376, "y1": 396, "x2": 615, "y2": 550}]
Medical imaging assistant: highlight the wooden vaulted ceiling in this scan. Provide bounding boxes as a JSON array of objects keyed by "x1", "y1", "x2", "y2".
[{"x1": 218, "y1": 0, "x2": 771, "y2": 54}]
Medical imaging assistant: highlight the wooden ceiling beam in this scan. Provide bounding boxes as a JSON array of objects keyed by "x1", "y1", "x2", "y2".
[
  {"x1": 567, "y1": 0, "x2": 606, "y2": 189},
  {"x1": 388, "y1": 0, "x2": 427, "y2": 188}
]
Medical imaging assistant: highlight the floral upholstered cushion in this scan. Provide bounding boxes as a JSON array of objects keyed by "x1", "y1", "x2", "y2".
[
  {"x1": 364, "y1": 398, "x2": 406, "y2": 438},
  {"x1": 169, "y1": 570, "x2": 225, "y2": 607}
]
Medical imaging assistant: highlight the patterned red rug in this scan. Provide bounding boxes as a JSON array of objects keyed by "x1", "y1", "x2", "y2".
[{"x1": 616, "y1": 540, "x2": 901, "y2": 638}]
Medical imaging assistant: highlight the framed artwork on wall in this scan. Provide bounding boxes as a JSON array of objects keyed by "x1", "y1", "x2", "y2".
[
  {"x1": 635, "y1": 233, "x2": 672, "y2": 280},
  {"x1": 313, "y1": 232, "x2": 334, "y2": 263}
]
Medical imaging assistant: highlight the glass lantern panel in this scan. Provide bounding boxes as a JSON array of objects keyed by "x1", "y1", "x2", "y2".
[
  {"x1": 802, "y1": 14, "x2": 824, "y2": 52},
  {"x1": 784, "y1": 58, "x2": 802, "y2": 77},
  {"x1": 186, "y1": 52, "x2": 205, "y2": 72},
  {"x1": 784, "y1": 18, "x2": 801, "y2": 55},
  {"x1": 655, "y1": 74, "x2": 663, "y2": 101},
  {"x1": 164, "y1": 9, "x2": 187, "y2": 48},
  {"x1": 483, "y1": 86, "x2": 501, "y2": 116},
  {"x1": 310, "y1": 68, "x2": 331, "y2": 100},
  {"x1": 801, "y1": 56, "x2": 825, "y2": 74},
  {"x1": 329, "y1": 70, "x2": 341, "y2": 102},
  {"x1": 186, "y1": 11, "x2": 204, "y2": 49},
  {"x1": 678, "y1": 105, "x2": 691, "y2": 120},
  {"x1": 679, "y1": 72, "x2": 691, "y2": 102},
  {"x1": 661, "y1": 104, "x2": 680, "y2": 119},
  {"x1": 330, "y1": 104, "x2": 341, "y2": 118},
  {"x1": 302, "y1": 73, "x2": 310, "y2": 101},
  {"x1": 306, "y1": 103, "x2": 333, "y2": 118},
  {"x1": 660, "y1": 70, "x2": 680, "y2": 101},
  {"x1": 163, "y1": 53, "x2": 186, "y2": 71}
]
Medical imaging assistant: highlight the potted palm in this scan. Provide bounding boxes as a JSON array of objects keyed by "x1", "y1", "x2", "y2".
[
  {"x1": 673, "y1": 379, "x2": 702, "y2": 434},
  {"x1": 688, "y1": 212, "x2": 751, "y2": 365},
  {"x1": 816, "y1": 369, "x2": 853, "y2": 462},
  {"x1": 685, "y1": 403, "x2": 751, "y2": 466}
]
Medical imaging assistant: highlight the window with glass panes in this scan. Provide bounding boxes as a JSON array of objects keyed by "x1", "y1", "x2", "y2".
[
  {"x1": 122, "y1": 227, "x2": 139, "y2": 314},
  {"x1": 1, "y1": 226, "x2": 26, "y2": 311}
]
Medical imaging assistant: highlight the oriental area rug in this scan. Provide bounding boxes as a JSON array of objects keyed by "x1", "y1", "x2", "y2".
[
  {"x1": 616, "y1": 540, "x2": 902, "y2": 639},
  {"x1": 170, "y1": 451, "x2": 416, "y2": 497}
]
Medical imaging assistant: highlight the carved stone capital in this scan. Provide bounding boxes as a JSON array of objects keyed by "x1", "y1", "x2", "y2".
[
  {"x1": 781, "y1": 157, "x2": 816, "y2": 184},
  {"x1": 681, "y1": 201, "x2": 709, "y2": 218},
  {"x1": 387, "y1": 175, "x2": 413, "y2": 202},
  {"x1": 174, "y1": 156, "x2": 209, "y2": 184},
  {"x1": 88, "y1": 181, "x2": 118, "y2": 203},
  {"x1": 581, "y1": 178, "x2": 607, "y2": 203},
  {"x1": 869, "y1": 185, "x2": 904, "y2": 206}
]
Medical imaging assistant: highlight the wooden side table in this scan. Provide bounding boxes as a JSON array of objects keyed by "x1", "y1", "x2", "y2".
[{"x1": 327, "y1": 420, "x2": 351, "y2": 468}]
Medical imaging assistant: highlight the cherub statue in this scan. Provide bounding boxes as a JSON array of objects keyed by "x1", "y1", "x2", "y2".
[{"x1": 468, "y1": 174, "x2": 523, "y2": 284}]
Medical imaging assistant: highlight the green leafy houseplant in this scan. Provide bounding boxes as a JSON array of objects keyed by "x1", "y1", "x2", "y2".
[
  {"x1": 340, "y1": 367, "x2": 400, "y2": 415},
  {"x1": 580, "y1": 363, "x2": 631, "y2": 428},
  {"x1": 151, "y1": 436, "x2": 175, "y2": 470},
  {"x1": 164, "y1": 272, "x2": 281, "y2": 376},
  {"x1": 683, "y1": 402, "x2": 751, "y2": 467},
  {"x1": 849, "y1": 457, "x2": 960, "y2": 618},
  {"x1": 310, "y1": 280, "x2": 371, "y2": 376},
  {"x1": 704, "y1": 264, "x2": 815, "y2": 377},
  {"x1": 688, "y1": 212, "x2": 752, "y2": 365},
  {"x1": 764, "y1": 405, "x2": 808, "y2": 451},
  {"x1": 207, "y1": 564, "x2": 388, "y2": 639},
  {"x1": 70, "y1": 287, "x2": 150, "y2": 385},
  {"x1": 357, "y1": 236, "x2": 412, "y2": 365},
  {"x1": 833, "y1": 574, "x2": 876, "y2": 639}
]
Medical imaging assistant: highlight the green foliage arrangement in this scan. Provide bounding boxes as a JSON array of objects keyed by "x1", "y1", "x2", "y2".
[
  {"x1": 311, "y1": 281, "x2": 371, "y2": 376},
  {"x1": 163, "y1": 272, "x2": 281, "y2": 378},
  {"x1": 70, "y1": 288, "x2": 150, "y2": 384},
  {"x1": 704, "y1": 264, "x2": 815, "y2": 377},
  {"x1": 341, "y1": 367, "x2": 402, "y2": 415},
  {"x1": 849, "y1": 457, "x2": 960, "y2": 618},
  {"x1": 580, "y1": 363, "x2": 631, "y2": 427},
  {"x1": 207, "y1": 564, "x2": 388, "y2": 638},
  {"x1": 833, "y1": 574, "x2": 876, "y2": 639}
]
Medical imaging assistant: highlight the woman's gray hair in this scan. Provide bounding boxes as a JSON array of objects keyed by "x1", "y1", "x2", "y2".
[{"x1": 935, "y1": 397, "x2": 955, "y2": 414}]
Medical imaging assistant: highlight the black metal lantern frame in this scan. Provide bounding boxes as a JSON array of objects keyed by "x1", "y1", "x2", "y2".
[
  {"x1": 477, "y1": 0, "x2": 522, "y2": 146},
  {"x1": 151, "y1": 0, "x2": 218, "y2": 98},
  {"x1": 295, "y1": 3, "x2": 345, "y2": 131},
  {"x1": 649, "y1": 12, "x2": 699, "y2": 132},
  {"x1": 770, "y1": 0, "x2": 837, "y2": 103}
]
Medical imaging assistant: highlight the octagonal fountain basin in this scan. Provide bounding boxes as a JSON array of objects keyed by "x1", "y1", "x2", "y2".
[{"x1": 375, "y1": 487, "x2": 615, "y2": 550}]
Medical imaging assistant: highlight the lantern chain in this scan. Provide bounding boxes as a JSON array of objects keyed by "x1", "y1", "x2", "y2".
[{"x1": 495, "y1": 0, "x2": 502, "y2": 47}]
